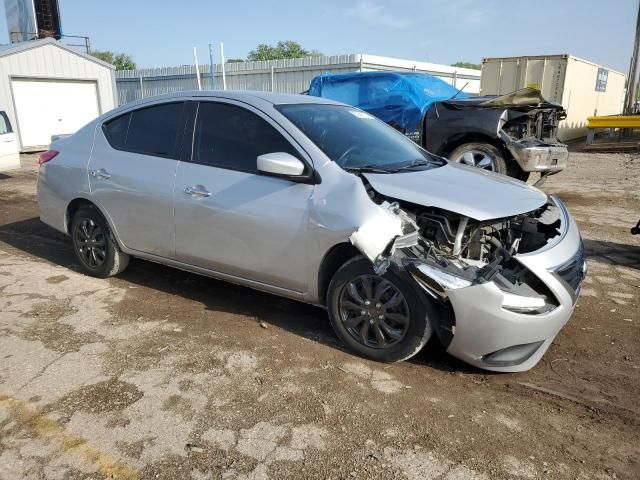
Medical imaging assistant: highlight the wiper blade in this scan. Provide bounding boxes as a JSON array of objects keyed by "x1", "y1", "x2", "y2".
[
  {"x1": 343, "y1": 165, "x2": 393, "y2": 174},
  {"x1": 393, "y1": 159, "x2": 434, "y2": 171}
]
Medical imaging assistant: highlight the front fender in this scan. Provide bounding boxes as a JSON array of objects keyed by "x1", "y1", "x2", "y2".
[{"x1": 423, "y1": 104, "x2": 505, "y2": 155}]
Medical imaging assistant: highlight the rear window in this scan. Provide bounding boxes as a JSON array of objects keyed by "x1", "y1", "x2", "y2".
[
  {"x1": 103, "y1": 113, "x2": 130, "y2": 149},
  {"x1": 103, "y1": 102, "x2": 184, "y2": 158}
]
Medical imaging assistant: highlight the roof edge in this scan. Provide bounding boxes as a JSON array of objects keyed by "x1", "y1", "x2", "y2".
[{"x1": 0, "y1": 38, "x2": 116, "y2": 69}]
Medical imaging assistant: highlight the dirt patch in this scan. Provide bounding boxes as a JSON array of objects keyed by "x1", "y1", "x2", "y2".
[
  {"x1": 0, "y1": 152, "x2": 638, "y2": 479},
  {"x1": 54, "y1": 379, "x2": 144, "y2": 419}
]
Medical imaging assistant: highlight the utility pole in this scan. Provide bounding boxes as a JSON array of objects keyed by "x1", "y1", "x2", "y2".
[
  {"x1": 624, "y1": 0, "x2": 640, "y2": 115},
  {"x1": 220, "y1": 43, "x2": 227, "y2": 91},
  {"x1": 193, "y1": 47, "x2": 202, "y2": 91},
  {"x1": 209, "y1": 44, "x2": 216, "y2": 90}
]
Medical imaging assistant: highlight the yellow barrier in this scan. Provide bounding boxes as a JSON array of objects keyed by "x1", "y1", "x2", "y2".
[
  {"x1": 586, "y1": 115, "x2": 640, "y2": 145},
  {"x1": 586, "y1": 115, "x2": 640, "y2": 128}
]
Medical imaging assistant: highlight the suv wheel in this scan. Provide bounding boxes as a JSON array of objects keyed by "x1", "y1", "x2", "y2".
[
  {"x1": 327, "y1": 257, "x2": 433, "y2": 363},
  {"x1": 449, "y1": 142, "x2": 508, "y2": 175},
  {"x1": 71, "y1": 206, "x2": 129, "y2": 278}
]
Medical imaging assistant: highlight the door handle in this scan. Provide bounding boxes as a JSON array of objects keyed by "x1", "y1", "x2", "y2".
[
  {"x1": 90, "y1": 168, "x2": 111, "y2": 180},
  {"x1": 184, "y1": 185, "x2": 211, "y2": 198}
]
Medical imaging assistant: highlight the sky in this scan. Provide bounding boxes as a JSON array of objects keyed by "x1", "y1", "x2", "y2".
[{"x1": 0, "y1": 0, "x2": 636, "y2": 73}]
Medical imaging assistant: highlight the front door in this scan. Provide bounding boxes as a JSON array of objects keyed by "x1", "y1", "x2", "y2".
[
  {"x1": 174, "y1": 100, "x2": 313, "y2": 292},
  {"x1": 88, "y1": 101, "x2": 186, "y2": 258}
]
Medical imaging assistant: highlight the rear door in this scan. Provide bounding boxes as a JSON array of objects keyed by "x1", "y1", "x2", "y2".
[
  {"x1": 173, "y1": 100, "x2": 313, "y2": 292},
  {"x1": 0, "y1": 111, "x2": 20, "y2": 171},
  {"x1": 88, "y1": 101, "x2": 186, "y2": 258}
]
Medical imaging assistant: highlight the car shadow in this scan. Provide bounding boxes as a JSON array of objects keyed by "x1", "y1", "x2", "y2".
[
  {"x1": 583, "y1": 238, "x2": 640, "y2": 270},
  {"x1": 0, "y1": 217, "x2": 479, "y2": 373}
]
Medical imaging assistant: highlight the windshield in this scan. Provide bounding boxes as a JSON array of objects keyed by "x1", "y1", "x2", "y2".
[{"x1": 276, "y1": 104, "x2": 444, "y2": 172}]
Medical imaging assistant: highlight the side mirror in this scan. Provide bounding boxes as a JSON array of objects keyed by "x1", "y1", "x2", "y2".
[{"x1": 257, "y1": 152, "x2": 305, "y2": 177}]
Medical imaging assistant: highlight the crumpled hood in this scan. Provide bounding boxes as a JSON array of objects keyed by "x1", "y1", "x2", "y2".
[
  {"x1": 363, "y1": 162, "x2": 547, "y2": 221},
  {"x1": 443, "y1": 88, "x2": 564, "y2": 111}
]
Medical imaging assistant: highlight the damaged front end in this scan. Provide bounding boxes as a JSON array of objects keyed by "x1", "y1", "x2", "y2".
[
  {"x1": 350, "y1": 193, "x2": 563, "y2": 311},
  {"x1": 494, "y1": 89, "x2": 569, "y2": 175},
  {"x1": 347, "y1": 183, "x2": 585, "y2": 371}
]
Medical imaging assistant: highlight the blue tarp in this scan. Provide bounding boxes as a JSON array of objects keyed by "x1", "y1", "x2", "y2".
[{"x1": 308, "y1": 72, "x2": 468, "y2": 139}]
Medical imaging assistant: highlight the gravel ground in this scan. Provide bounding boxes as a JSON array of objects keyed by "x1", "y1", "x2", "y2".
[{"x1": 0, "y1": 151, "x2": 638, "y2": 480}]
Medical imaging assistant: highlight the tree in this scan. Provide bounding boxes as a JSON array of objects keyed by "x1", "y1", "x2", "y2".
[
  {"x1": 247, "y1": 41, "x2": 322, "y2": 61},
  {"x1": 91, "y1": 50, "x2": 137, "y2": 70},
  {"x1": 227, "y1": 58, "x2": 245, "y2": 63},
  {"x1": 451, "y1": 61, "x2": 481, "y2": 70}
]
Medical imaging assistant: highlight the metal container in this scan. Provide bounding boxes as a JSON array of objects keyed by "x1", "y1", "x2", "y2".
[{"x1": 481, "y1": 54, "x2": 626, "y2": 140}]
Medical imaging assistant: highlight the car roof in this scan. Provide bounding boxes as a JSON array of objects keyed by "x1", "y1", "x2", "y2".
[
  {"x1": 104, "y1": 90, "x2": 345, "y2": 120},
  {"x1": 131, "y1": 90, "x2": 342, "y2": 106},
  {"x1": 197, "y1": 90, "x2": 342, "y2": 105}
]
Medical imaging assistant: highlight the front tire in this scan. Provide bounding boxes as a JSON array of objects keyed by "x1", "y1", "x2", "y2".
[
  {"x1": 327, "y1": 257, "x2": 433, "y2": 363},
  {"x1": 71, "y1": 206, "x2": 129, "y2": 278},
  {"x1": 449, "y1": 142, "x2": 508, "y2": 175}
]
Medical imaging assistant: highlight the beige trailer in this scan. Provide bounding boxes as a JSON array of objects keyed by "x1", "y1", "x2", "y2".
[{"x1": 480, "y1": 54, "x2": 626, "y2": 141}]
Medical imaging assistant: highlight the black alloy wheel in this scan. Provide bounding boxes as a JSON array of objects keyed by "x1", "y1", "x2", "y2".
[
  {"x1": 337, "y1": 274, "x2": 410, "y2": 349},
  {"x1": 74, "y1": 218, "x2": 107, "y2": 268},
  {"x1": 327, "y1": 256, "x2": 434, "y2": 363},
  {"x1": 71, "y1": 205, "x2": 130, "y2": 278}
]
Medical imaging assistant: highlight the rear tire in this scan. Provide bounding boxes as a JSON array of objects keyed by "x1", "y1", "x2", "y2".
[
  {"x1": 71, "y1": 206, "x2": 129, "y2": 278},
  {"x1": 327, "y1": 256, "x2": 433, "y2": 363},
  {"x1": 449, "y1": 142, "x2": 508, "y2": 176}
]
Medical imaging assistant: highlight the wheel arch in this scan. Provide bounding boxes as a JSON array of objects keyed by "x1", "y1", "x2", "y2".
[
  {"x1": 65, "y1": 197, "x2": 126, "y2": 250},
  {"x1": 66, "y1": 197, "x2": 95, "y2": 234},
  {"x1": 316, "y1": 242, "x2": 361, "y2": 306},
  {"x1": 440, "y1": 133, "x2": 508, "y2": 158}
]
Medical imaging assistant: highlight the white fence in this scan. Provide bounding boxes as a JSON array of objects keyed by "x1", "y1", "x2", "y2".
[{"x1": 115, "y1": 54, "x2": 481, "y2": 105}]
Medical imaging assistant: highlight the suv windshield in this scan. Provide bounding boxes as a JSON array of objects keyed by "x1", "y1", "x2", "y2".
[{"x1": 277, "y1": 104, "x2": 444, "y2": 173}]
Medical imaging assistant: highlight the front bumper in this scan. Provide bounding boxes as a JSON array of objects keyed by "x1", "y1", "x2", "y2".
[
  {"x1": 440, "y1": 196, "x2": 584, "y2": 372},
  {"x1": 507, "y1": 140, "x2": 568, "y2": 173}
]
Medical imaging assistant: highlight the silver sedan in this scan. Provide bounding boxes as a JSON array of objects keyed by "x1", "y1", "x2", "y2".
[{"x1": 37, "y1": 91, "x2": 586, "y2": 372}]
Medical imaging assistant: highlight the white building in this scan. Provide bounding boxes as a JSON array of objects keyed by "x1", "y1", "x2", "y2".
[
  {"x1": 0, "y1": 37, "x2": 117, "y2": 152},
  {"x1": 481, "y1": 54, "x2": 626, "y2": 141}
]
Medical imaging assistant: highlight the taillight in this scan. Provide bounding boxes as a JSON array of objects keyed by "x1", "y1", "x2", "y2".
[{"x1": 38, "y1": 150, "x2": 59, "y2": 165}]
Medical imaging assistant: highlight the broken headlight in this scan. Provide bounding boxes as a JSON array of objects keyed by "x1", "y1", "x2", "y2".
[
  {"x1": 416, "y1": 263, "x2": 472, "y2": 290},
  {"x1": 500, "y1": 290, "x2": 552, "y2": 314},
  {"x1": 407, "y1": 259, "x2": 475, "y2": 300},
  {"x1": 493, "y1": 266, "x2": 558, "y2": 315}
]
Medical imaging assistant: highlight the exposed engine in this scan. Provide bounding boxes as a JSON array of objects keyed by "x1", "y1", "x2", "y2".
[
  {"x1": 416, "y1": 202, "x2": 562, "y2": 262},
  {"x1": 362, "y1": 182, "x2": 563, "y2": 311}
]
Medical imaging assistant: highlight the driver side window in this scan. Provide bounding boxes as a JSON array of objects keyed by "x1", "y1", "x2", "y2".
[{"x1": 193, "y1": 102, "x2": 300, "y2": 173}]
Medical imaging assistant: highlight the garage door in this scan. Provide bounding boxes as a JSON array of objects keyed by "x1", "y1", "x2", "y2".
[{"x1": 12, "y1": 78, "x2": 100, "y2": 150}]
